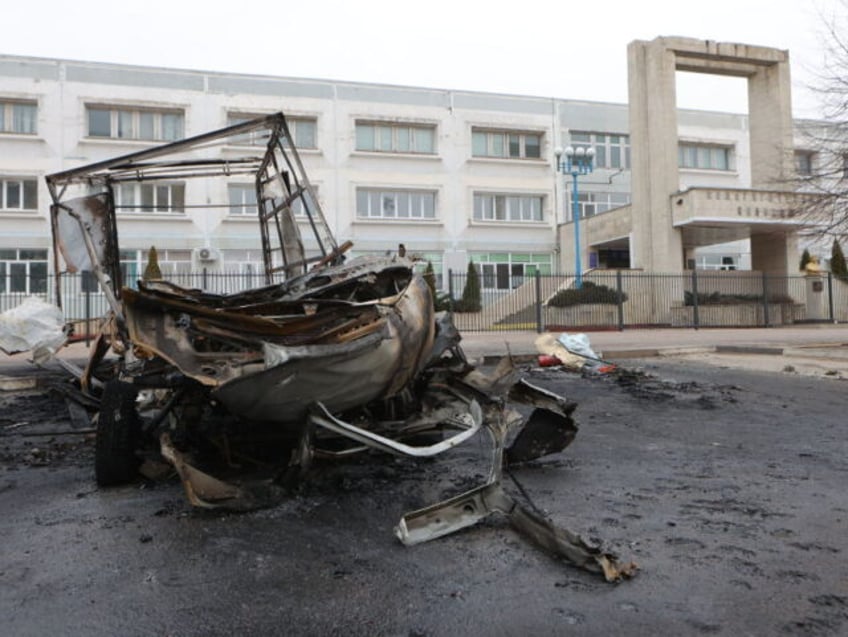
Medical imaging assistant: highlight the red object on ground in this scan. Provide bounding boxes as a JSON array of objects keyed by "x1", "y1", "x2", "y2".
[{"x1": 538, "y1": 354, "x2": 562, "y2": 367}]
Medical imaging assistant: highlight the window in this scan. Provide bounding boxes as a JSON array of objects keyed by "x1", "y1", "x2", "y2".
[
  {"x1": 1, "y1": 178, "x2": 38, "y2": 211},
  {"x1": 570, "y1": 132, "x2": 630, "y2": 169},
  {"x1": 691, "y1": 253, "x2": 746, "y2": 271},
  {"x1": 794, "y1": 151, "x2": 814, "y2": 176},
  {"x1": 471, "y1": 253, "x2": 552, "y2": 290},
  {"x1": 228, "y1": 184, "x2": 257, "y2": 215},
  {"x1": 0, "y1": 100, "x2": 37, "y2": 135},
  {"x1": 568, "y1": 191, "x2": 630, "y2": 221},
  {"x1": 86, "y1": 106, "x2": 184, "y2": 141},
  {"x1": 226, "y1": 113, "x2": 317, "y2": 149},
  {"x1": 228, "y1": 183, "x2": 318, "y2": 217},
  {"x1": 472, "y1": 128, "x2": 542, "y2": 159},
  {"x1": 355, "y1": 121, "x2": 436, "y2": 154},
  {"x1": 678, "y1": 143, "x2": 732, "y2": 170},
  {"x1": 473, "y1": 193, "x2": 544, "y2": 222},
  {"x1": 0, "y1": 249, "x2": 48, "y2": 294},
  {"x1": 356, "y1": 188, "x2": 436, "y2": 220},
  {"x1": 115, "y1": 183, "x2": 185, "y2": 213}
]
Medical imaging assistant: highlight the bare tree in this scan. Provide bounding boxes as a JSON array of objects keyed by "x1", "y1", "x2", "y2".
[{"x1": 795, "y1": 1, "x2": 848, "y2": 238}]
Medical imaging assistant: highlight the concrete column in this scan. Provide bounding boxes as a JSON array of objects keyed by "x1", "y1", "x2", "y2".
[
  {"x1": 748, "y1": 59, "x2": 794, "y2": 190},
  {"x1": 628, "y1": 39, "x2": 684, "y2": 273},
  {"x1": 751, "y1": 232, "x2": 797, "y2": 275},
  {"x1": 805, "y1": 274, "x2": 826, "y2": 320}
]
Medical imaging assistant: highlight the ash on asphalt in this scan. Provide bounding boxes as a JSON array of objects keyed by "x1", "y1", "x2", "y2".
[{"x1": 1, "y1": 358, "x2": 847, "y2": 637}]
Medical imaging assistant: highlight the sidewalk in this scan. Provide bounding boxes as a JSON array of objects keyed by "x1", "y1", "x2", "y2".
[{"x1": 458, "y1": 324, "x2": 848, "y2": 363}]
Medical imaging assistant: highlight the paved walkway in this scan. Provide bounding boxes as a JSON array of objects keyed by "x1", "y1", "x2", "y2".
[{"x1": 458, "y1": 324, "x2": 848, "y2": 362}]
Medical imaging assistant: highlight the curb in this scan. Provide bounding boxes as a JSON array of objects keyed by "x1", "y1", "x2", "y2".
[{"x1": 715, "y1": 345, "x2": 784, "y2": 355}]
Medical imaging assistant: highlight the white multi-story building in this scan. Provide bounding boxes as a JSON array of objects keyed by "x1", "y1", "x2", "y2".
[{"x1": 0, "y1": 47, "x2": 818, "y2": 298}]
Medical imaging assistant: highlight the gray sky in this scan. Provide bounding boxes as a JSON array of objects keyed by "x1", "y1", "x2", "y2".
[{"x1": 3, "y1": 0, "x2": 837, "y2": 117}]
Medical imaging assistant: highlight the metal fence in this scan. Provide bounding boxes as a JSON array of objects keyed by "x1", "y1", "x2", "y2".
[
  {"x1": 1, "y1": 270, "x2": 844, "y2": 338},
  {"x1": 442, "y1": 269, "x2": 846, "y2": 332}
]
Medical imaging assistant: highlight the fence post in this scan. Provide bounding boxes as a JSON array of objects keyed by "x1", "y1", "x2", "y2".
[
  {"x1": 828, "y1": 271, "x2": 835, "y2": 322},
  {"x1": 202, "y1": 267, "x2": 208, "y2": 291},
  {"x1": 85, "y1": 281, "x2": 91, "y2": 348},
  {"x1": 534, "y1": 270, "x2": 542, "y2": 333},
  {"x1": 616, "y1": 270, "x2": 624, "y2": 331},
  {"x1": 691, "y1": 269, "x2": 700, "y2": 329},
  {"x1": 762, "y1": 271, "x2": 770, "y2": 327},
  {"x1": 447, "y1": 269, "x2": 455, "y2": 313}
]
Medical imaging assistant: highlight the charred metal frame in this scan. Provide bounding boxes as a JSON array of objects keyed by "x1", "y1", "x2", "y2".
[{"x1": 45, "y1": 113, "x2": 337, "y2": 313}]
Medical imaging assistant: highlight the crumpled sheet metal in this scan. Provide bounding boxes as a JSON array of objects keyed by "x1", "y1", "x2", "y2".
[
  {"x1": 121, "y1": 265, "x2": 435, "y2": 423},
  {"x1": 155, "y1": 354, "x2": 636, "y2": 581},
  {"x1": 160, "y1": 433, "x2": 284, "y2": 511},
  {"x1": 394, "y1": 371, "x2": 637, "y2": 582}
]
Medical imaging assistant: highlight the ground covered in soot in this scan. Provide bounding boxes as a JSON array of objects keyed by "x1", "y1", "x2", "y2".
[{"x1": 0, "y1": 358, "x2": 846, "y2": 636}]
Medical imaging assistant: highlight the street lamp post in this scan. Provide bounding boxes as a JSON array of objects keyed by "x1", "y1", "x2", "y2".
[{"x1": 555, "y1": 145, "x2": 595, "y2": 288}]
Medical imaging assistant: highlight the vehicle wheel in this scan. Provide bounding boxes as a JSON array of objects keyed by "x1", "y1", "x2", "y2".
[{"x1": 95, "y1": 380, "x2": 141, "y2": 486}]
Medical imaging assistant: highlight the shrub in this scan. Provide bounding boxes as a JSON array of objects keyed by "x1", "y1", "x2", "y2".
[
  {"x1": 684, "y1": 291, "x2": 794, "y2": 306},
  {"x1": 142, "y1": 246, "x2": 162, "y2": 281},
  {"x1": 799, "y1": 248, "x2": 812, "y2": 272},
  {"x1": 452, "y1": 261, "x2": 481, "y2": 312},
  {"x1": 832, "y1": 239, "x2": 847, "y2": 280},
  {"x1": 548, "y1": 281, "x2": 626, "y2": 308}
]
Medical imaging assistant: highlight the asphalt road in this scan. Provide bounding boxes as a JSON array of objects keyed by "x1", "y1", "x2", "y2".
[{"x1": 1, "y1": 358, "x2": 847, "y2": 636}]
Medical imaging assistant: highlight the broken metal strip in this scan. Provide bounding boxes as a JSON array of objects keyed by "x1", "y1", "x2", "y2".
[
  {"x1": 308, "y1": 400, "x2": 483, "y2": 458},
  {"x1": 396, "y1": 481, "x2": 637, "y2": 582},
  {"x1": 396, "y1": 482, "x2": 504, "y2": 544},
  {"x1": 160, "y1": 433, "x2": 245, "y2": 508}
]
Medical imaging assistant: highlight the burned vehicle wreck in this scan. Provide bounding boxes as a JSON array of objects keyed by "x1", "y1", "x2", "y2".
[{"x1": 45, "y1": 113, "x2": 634, "y2": 581}]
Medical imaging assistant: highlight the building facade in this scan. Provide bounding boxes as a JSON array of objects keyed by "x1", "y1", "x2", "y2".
[{"x1": 0, "y1": 47, "x2": 816, "y2": 298}]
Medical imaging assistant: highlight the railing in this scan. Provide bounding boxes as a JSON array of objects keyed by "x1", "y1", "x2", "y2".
[
  {"x1": 0, "y1": 271, "x2": 844, "y2": 339},
  {"x1": 442, "y1": 269, "x2": 844, "y2": 332}
]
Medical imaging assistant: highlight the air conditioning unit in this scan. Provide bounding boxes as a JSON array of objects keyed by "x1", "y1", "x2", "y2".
[{"x1": 195, "y1": 247, "x2": 220, "y2": 262}]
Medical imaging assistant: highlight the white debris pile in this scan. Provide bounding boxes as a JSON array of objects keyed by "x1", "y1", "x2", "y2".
[
  {"x1": 0, "y1": 297, "x2": 67, "y2": 363},
  {"x1": 535, "y1": 332, "x2": 616, "y2": 374}
]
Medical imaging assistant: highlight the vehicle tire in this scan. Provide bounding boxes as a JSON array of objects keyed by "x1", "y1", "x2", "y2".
[{"x1": 95, "y1": 380, "x2": 141, "y2": 486}]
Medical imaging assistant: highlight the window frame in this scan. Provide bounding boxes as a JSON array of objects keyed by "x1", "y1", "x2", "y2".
[
  {"x1": 0, "y1": 177, "x2": 38, "y2": 212},
  {"x1": 0, "y1": 248, "x2": 48, "y2": 294},
  {"x1": 0, "y1": 100, "x2": 38, "y2": 135},
  {"x1": 470, "y1": 252, "x2": 552, "y2": 290},
  {"x1": 113, "y1": 182, "x2": 186, "y2": 214},
  {"x1": 85, "y1": 105, "x2": 185, "y2": 142},
  {"x1": 677, "y1": 142, "x2": 734, "y2": 171},
  {"x1": 471, "y1": 128, "x2": 543, "y2": 160},
  {"x1": 794, "y1": 150, "x2": 815, "y2": 176},
  {"x1": 354, "y1": 120, "x2": 437, "y2": 155},
  {"x1": 569, "y1": 191, "x2": 631, "y2": 221},
  {"x1": 355, "y1": 187, "x2": 437, "y2": 220},
  {"x1": 472, "y1": 192, "x2": 545, "y2": 223}
]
